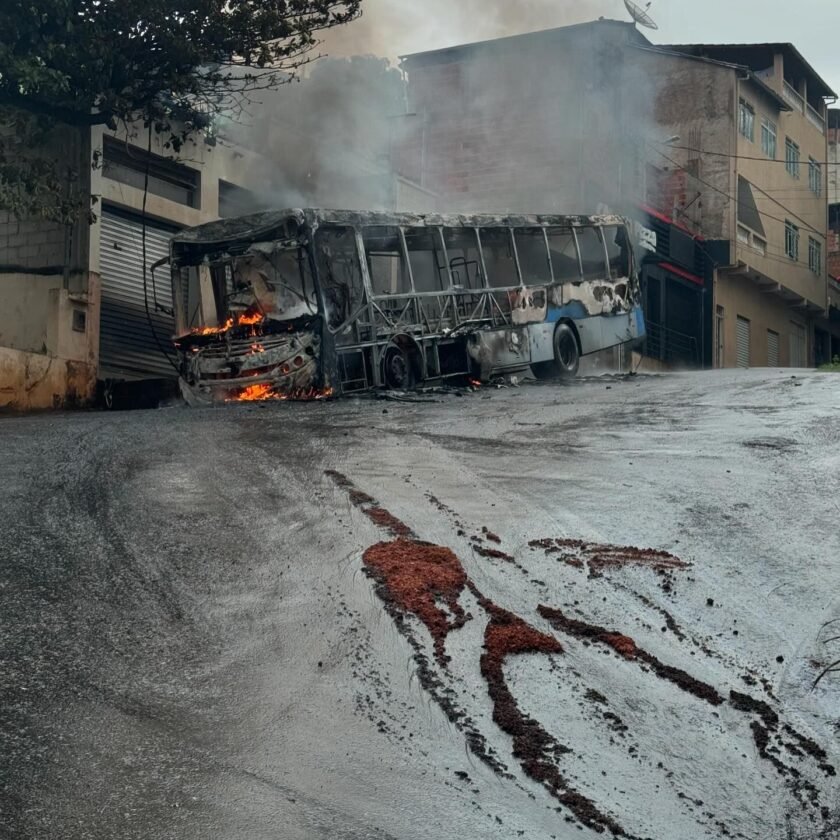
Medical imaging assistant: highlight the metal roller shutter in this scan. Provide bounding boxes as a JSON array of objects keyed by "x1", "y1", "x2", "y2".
[
  {"x1": 99, "y1": 210, "x2": 178, "y2": 380},
  {"x1": 736, "y1": 316, "x2": 750, "y2": 369},
  {"x1": 767, "y1": 330, "x2": 779, "y2": 367},
  {"x1": 790, "y1": 322, "x2": 806, "y2": 367}
]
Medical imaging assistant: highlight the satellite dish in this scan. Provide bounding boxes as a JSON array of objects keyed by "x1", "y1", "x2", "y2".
[{"x1": 624, "y1": 0, "x2": 659, "y2": 30}]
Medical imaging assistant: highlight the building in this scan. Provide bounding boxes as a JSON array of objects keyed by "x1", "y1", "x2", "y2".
[
  {"x1": 0, "y1": 118, "x2": 274, "y2": 410},
  {"x1": 395, "y1": 21, "x2": 837, "y2": 370}
]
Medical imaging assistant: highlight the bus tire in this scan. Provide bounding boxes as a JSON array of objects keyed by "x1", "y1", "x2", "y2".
[
  {"x1": 532, "y1": 322, "x2": 580, "y2": 380},
  {"x1": 382, "y1": 344, "x2": 416, "y2": 390}
]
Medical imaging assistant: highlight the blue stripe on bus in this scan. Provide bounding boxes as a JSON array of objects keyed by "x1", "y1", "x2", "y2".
[{"x1": 545, "y1": 302, "x2": 589, "y2": 323}]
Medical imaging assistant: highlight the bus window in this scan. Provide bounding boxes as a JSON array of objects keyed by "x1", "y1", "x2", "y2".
[
  {"x1": 233, "y1": 244, "x2": 316, "y2": 321},
  {"x1": 315, "y1": 226, "x2": 366, "y2": 330},
  {"x1": 404, "y1": 228, "x2": 448, "y2": 293},
  {"x1": 514, "y1": 228, "x2": 551, "y2": 285},
  {"x1": 575, "y1": 227, "x2": 608, "y2": 282},
  {"x1": 480, "y1": 229, "x2": 519, "y2": 288},
  {"x1": 443, "y1": 228, "x2": 483, "y2": 289},
  {"x1": 604, "y1": 225, "x2": 632, "y2": 279},
  {"x1": 363, "y1": 226, "x2": 411, "y2": 297},
  {"x1": 546, "y1": 228, "x2": 581, "y2": 282}
]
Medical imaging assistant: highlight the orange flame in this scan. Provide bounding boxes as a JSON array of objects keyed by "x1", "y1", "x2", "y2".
[
  {"x1": 468, "y1": 378, "x2": 482, "y2": 388},
  {"x1": 191, "y1": 310, "x2": 265, "y2": 336},
  {"x1": 225, "y1": 385, "x2": 334, "y2": 404}
]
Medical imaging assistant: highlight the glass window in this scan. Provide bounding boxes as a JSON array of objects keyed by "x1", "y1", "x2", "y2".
[
  {"x1": 363, "y1": 226, "x2": 411, "y2": 297},
  {"x1": 480, "y1": 229, "x2": 519, "y2": 288},
  {"x1": 738, "y1": 99, "x2": 755, "y2": 141},
  {"x1": 737, "y1": 225, "x2": 751, "y2": 245},
  {"x1": 785, "y1": 221, "x2": 799, "y2": 261},
  {"x1": 513, "y1": 228, "x2": 551, "y2": 285},
  {"x1": 230, "y1": 244, "x2": 317, "y2": 321},
  {"x1": 603, "y1": 225, "x2": 632, "y2": 279},
  {"x1": 785, "y1": 138, "x2": 800, "y2": 179},
  {"x1": 315, "y1": 227, "x2": 366, "y2": 330},
  {"x1": 761, "y1": 119, "x2": 777, "y2": 159},
  {"x1": 443, "y1": 228, "x2": 484, "y2": 289},
  {"x1": 404, "y1": 227, "x2": 448, "y2": 293},
  {"x1": 809, "y1": 237, "x2": 822, "y2": 274},
  {"x1": 575, "y1": 227, "x2": 608, "y2": 281},
  {"x1": 809, "y1": 159, "x2": 822, "y2": 196},
  {"x1": 546, "y1": 228, "x2": 580, "y2": 282}
]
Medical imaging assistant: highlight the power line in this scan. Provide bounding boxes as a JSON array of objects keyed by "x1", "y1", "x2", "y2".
[
  {"x1": 655, "y1": 141, "x2": 839, "y2": 168},
  {"x1": 650, "y1": 145, "x2": 824, "y2": 239}
]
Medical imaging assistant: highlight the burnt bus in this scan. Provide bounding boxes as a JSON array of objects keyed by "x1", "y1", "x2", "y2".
[{"x1": 164, "y1": 209, "x2": 645, "y2": 403}]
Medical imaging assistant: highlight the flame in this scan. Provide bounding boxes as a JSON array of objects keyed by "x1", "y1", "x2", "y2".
[
  {"x1": 468, "y1": 378, "x2": 482, "y2": 388},
  {"x1": 225, "y1": 385, "x2": 335, "y2": 404},
  {"x1": 250, "y1": 343, "x2": 266, "y2": 354},
  {"x1": 191, "y1": 310, "x2": 265, "y2": 336}
]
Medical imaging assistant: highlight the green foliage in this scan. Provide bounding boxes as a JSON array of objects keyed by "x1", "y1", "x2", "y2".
[
  {"x1": 817, "y1": 356, "x2": 840, "y2": 372},
  {"x1": 0, "y1": 0, "x2": 362, "y2": 221}
]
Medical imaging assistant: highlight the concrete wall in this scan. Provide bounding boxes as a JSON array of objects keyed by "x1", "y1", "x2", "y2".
[
  {"x1": 0, "y1": 123, "x2": 99, "y2": 410},
  {"x1": 716, "y1": 269, "x2": 812, "y2": 367}
]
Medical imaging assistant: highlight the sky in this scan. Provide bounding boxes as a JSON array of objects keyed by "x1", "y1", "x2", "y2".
[{"x1": 322, "y1": 0, "x2": 840, "y2": 98}]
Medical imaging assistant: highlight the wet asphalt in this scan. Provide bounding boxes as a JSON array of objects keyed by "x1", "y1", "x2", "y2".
[{"x1": 2, "y1": 370, "x2": 839, "y2": 840}]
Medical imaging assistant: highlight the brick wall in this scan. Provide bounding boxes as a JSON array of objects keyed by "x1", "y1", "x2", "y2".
[
  {"x1": 0, "y1": 213, "x2": 67, "y2": 271},
  {"x1": 397, "y1": 22, "x2": 648, "y2": 216}
]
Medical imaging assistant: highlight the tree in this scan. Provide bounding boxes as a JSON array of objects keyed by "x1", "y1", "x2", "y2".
[{"x1": 0, "y1": 0, "x2": 362, "y2": 222}]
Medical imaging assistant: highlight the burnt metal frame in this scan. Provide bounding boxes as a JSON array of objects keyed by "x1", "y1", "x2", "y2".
[{"x1": 316, "y1": 221, "x2": 631, "y2": 390}]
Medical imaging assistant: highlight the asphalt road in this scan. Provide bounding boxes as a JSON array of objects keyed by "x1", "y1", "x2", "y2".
[{"x1": 2, "y1": 370, "x2": 839, "y2": 840}]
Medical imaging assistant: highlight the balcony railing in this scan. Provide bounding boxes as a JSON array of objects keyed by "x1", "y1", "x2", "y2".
[
  {"x1": 643, "y1": 320, "x2": 700, "y2": 368},
  {"x1": 782, "y1": 80, "x2": 805, "y2": 113},
  {"x1": 806, "y1": 103, "x2": 826, "y2": 134}
]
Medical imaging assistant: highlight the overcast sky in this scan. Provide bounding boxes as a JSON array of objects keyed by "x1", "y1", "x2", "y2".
[{"x1": 323, "y1": 0, "x2": 840, "y2": 98}]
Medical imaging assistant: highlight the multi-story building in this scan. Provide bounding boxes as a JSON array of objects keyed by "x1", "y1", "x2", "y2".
[{"x1": 396, "y1": 20, "x2": 837, "y2": 370}]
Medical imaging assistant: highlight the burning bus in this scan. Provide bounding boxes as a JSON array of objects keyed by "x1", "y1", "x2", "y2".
[{"x1": 165, "y1": 209, "x2": 645, "y2": 403}]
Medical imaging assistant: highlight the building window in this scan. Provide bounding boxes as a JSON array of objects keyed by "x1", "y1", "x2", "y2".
[
  {"x1": 218, "y1": 180, "x2": 263, "y2": 218},
  {"x1": 809, "y1": 237, "x2": 822, "y2": 274},
  {"x1": 761, "y1": 119, "x2": 777, "y2": 158},
  {"x1": 808, "y1": 159, "x2": 822, "y2": 196},
  {"x1": 737, "y1": 224, "x2": 751, "y2": 245},
  {"x1": 785, "y1": 221, "x2": 800, "y2": 260},
  {"x1": 738, "y1": 99, "x2": 755, "y2": 141},
  {"x1": 785, "y1": 138, "x2": 800, "y2": 178},
  {"x1": 752, "y1": 235, "x2": 767, "y2": 256},
  {"x1": 102, "y1": 136, "x2": 200, "y2": 208}
]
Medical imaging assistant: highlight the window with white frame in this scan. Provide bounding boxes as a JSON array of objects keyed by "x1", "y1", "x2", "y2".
[
  {"x1": 785, "y1": 138, "x2": 800, "y2": 178},
  {"x1": 761, "y1": 118, "x2": 777, "y2": 158},
  {"x1": 809, "y1": 158, "x2": 822, "y2": 195},
  {"x1": 737, "y1": 225, "x2": 751, "y2": 245},
  {"x1": 752, "y1": 235, "x2": 767, "y2": 256},
  {"x1": 785, "y1": 221, "x2": 800, "y2": 260},
  {"x1": 739, "y1": 99, "x2": 755, "y2": 141},
  {"x1": 809, "y1": 237, "x2": 822, "y2": 274}
]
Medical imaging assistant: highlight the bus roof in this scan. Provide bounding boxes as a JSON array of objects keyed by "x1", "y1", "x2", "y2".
[{"x1": 171, "y1": 208, "x2": 629, "y2": 247}]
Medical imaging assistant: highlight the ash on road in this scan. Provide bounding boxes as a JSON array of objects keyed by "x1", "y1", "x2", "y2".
[{"x1": 2, "y1": 370, "x2": 839, "y2": 840}]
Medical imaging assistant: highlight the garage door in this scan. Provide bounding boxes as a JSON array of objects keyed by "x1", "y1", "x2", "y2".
[
  {"x1": 767, "y1": 330, "x2": 779, "y2": 367},
  {"x1": 736, "y1": 316, "x2": 751, "y2": 368},
  {"x1": 790, "y1": 322, "x2": 806, "y2": 368},
  {"x1": 99, "y1": 210, "x2": 178, "y2": 380}
]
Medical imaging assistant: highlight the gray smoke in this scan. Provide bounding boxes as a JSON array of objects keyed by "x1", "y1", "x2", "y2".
[
  {"x1": 323, "y1": 0, "x2": 619, "y2": 59},
  {"x1": 223, "y1": 0, "x2": 663, "y2": 218}
]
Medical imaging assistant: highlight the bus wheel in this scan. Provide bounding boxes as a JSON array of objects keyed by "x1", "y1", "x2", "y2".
[
  {"x1": 382, "y1": 344, "x2": 416, "y2": 390},
  {"x1": 532, "y1": 322, "x2": 580, "y2": 380}
]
